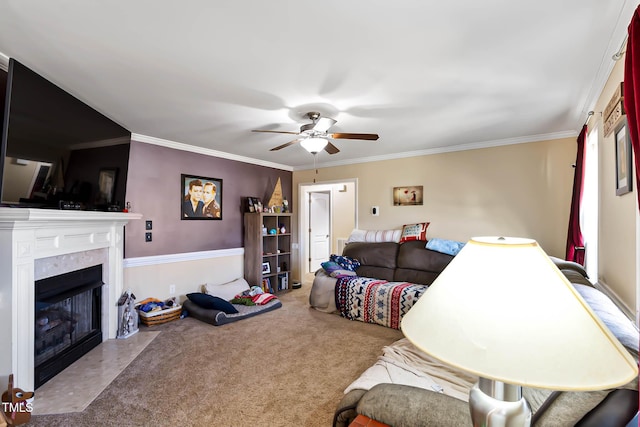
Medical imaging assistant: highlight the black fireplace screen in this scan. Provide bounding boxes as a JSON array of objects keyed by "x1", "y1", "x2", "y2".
[{"x1": 34, "y1": 264, "x2": 103, "y2": 388}]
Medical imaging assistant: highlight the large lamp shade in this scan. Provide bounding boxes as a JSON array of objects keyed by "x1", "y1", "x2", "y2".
[{"x1": 401, "y1": 236, "x2": 638, "y2": 391}]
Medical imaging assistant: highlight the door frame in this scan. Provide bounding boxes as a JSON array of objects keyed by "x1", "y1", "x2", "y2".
[{"x1": 298, "y1": 178, "x2": 358, "y2": 277}]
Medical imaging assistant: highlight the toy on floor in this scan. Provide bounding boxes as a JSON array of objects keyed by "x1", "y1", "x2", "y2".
[{"x1": 1, "y1": 374, "x2": 34, "y2": 426}]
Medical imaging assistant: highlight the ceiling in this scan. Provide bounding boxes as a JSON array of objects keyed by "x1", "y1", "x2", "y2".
[{"x1": 0, "y1": 1, "x2": 635, "y2": 170}]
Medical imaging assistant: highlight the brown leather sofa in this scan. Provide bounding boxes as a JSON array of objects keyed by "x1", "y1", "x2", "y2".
[
  {"x1": 309, "y1": 240, "x2": 454, "y2": 313},
  {"x1": 342, "y1": 240, "x2": 454, "y2": 285}
]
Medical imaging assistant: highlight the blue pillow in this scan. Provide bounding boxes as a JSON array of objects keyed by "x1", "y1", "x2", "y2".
[
  {"x1": 187, "y1": 293, "x2": 239, "y2": 314},
  {"x1": 425, "y1": 238, "x2": 465, "y2": 256}
]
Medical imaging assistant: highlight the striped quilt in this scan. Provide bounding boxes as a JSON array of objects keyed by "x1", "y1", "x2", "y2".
[{"x1": 335, "y1": 276, "x2": 428, "y2": 329}]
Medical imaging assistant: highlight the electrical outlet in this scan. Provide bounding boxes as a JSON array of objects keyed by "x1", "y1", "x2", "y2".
[
  {"x1": 292, "y1": 243, "x2": 299, "y2": 249},
  {"x1": 145, "y1": 232, "x2": 152, "y2": 242},
  {"x1": 145, "y1": 220, "x2": 153, "y2": 230},
  {"x1": 169, "y1": 284, "x2": 176, "y2": 295}
]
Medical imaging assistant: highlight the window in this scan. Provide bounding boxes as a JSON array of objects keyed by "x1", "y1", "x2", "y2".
[{"x1": 581, "y1": 126, "x2": 599, "y2": 282}]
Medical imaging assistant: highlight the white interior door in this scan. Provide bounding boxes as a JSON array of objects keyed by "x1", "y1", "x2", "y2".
[{"x1": 309, "y1": 191, "x2": 330, "y2": 272}]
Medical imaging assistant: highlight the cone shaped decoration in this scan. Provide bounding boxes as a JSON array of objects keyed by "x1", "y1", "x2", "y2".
[{"x1": 267, "y1": 178, "x2": 283, "y2": 208}]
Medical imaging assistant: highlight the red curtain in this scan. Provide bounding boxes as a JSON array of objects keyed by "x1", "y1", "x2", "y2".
[
  {"x1": 624, "y1": 5, "x2": 640, "y2": 210},
  {"x1": 565, "y1": 125, "x2": 586, "y2": 264}
]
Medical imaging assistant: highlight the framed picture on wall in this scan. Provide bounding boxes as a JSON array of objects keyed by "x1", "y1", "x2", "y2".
[
  {"x1": 392, "y1": 185, "x2": 423, "y2": 206},
  {"x1": 614, "y1": 119, "x2": 632, "y2": 196},
  {"x1": 181, "y1": 174, "x2": 223, "y2": 219}
]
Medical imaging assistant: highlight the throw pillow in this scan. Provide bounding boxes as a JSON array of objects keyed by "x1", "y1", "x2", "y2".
[
  {"x1": 187, "y1": 292, "x2": 239, "y2": 314},
  {"x1": 399, "y1": 222, "x2": 430, "y2": 242},
  {"x1": 329, "y1": 254, "x2": 361, "y2": 271},
  {"x1": 204, "y1": 277, "x2": 250, "y2": 301},
  {"x1": 321, "y1": 261, "x2": 343, "y2": 274},
  {"x1": 347, "y1": 229, "x2": 402, "y2": 243},
  {"x1": 322, "y1": 260, "x2": 357, "y2": 278},
  {"x1": 426, "y1": 238, "x2": 465, "y2": 256}
]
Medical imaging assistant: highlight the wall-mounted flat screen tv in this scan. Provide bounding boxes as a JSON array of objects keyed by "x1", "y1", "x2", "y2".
[{"x1": 0, "y1": 58, "x2": 131, "y2": 210}]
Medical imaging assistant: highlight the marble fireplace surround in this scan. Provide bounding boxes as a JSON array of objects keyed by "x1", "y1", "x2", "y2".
[{"x1": 0, "y1": 208, "x2": 141, "y2": 391}]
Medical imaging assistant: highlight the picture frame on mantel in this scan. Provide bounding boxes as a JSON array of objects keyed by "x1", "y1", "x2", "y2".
[
  {"x1": 181, "y1": 174, "x2": 223, "y2": 219},
  {"x1": 614, "y1": 118, "x2": 632, "y2": 196}
]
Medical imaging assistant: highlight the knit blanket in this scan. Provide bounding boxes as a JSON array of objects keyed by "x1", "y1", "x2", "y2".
[{"x1": 335, "y1": 276, "x2": 428, "y2": 329}]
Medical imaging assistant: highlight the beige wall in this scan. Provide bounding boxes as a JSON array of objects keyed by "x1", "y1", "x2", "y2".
[
  {"x1": 595, "y1": 56, "x2": 637, "y2": 311},
  {"x1": 293, "y1": 138, "x2": 575, "y2": 263},
  {"x1": 123, "y1": 254, "x2": 244, "y2": 303}
]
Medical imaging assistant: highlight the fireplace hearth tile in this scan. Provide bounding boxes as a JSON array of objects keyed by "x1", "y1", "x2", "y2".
[{"x1": 31, "y1": 331, "x2": 159, "y2": 415}]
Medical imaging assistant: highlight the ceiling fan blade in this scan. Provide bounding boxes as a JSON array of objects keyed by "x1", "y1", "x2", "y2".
[
  {"x1": 329, "y1": 132, "x2": 379, "y2": 141},
  {"x1": 252, "y1": 129, "x2": 300, "y2": 135},
  {"x1": 313, "y1": 117, "x2": 337, "y2": 132},
  {"x1": 324, "y1": 141, "x2": 340, "y2": 154},
  {"x1": 270, "y1": 139, "x2": 302, "y2": 151}
]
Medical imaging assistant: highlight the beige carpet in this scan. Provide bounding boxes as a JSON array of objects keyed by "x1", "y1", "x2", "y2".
[{"x1": 26, "y1": 283, "x2": 402, "y2": 426}]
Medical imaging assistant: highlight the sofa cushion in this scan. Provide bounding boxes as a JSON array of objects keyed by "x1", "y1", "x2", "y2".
[
  {"x1": 321, "y1": 261, "x2": 357, "y2": 278},
  {"x1": 343, "y1": 242, "x2": 399, "y2": 269},
  {"x1": 330, "y1": 254, "x2": 361, "y2": 271},
  {"x1": 397, "y1": 240, "x2": 454, "y2": 272},
  {"x1": 347, "y1": 229, "x2": 402, "y2": 243},
  {"x1": 399, "y1": 222, "x2": 430, "y2": 242}
]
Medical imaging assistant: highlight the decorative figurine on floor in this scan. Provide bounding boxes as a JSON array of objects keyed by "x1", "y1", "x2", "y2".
[{"x1": 1, "y1": 374, "x2": 34, "y2": 426}]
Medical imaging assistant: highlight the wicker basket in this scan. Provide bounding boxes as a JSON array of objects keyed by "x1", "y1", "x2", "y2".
[{"x1": 138, "y1": 305, "x2": 182, "y2": 326}]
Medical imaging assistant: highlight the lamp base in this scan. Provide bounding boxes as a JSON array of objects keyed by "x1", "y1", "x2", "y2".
[{"x1": 469, "y1": 378, "x2": 531, "y2": 427}]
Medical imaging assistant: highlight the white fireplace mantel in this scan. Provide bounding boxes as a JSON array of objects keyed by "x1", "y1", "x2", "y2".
[{"x1": 0, "y1": 208, "x2": 141, "y2": 390}]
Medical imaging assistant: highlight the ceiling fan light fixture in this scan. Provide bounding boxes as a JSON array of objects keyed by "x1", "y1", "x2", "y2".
[{"x1": 300, "y1": 137, "x2": 328, "y2": 154}]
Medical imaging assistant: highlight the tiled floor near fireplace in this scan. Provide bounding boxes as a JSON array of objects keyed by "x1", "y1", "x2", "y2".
[{"x1": 32, "y1": 330, "x2": 159, "y2": 415}]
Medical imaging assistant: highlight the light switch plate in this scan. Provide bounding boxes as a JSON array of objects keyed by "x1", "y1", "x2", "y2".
[
  {"x1": 145, "y1": 232, "x2": 152, "y2": 242},
  {"x1": 145, "y1": 220, "x2": 153, "y2": 230}
]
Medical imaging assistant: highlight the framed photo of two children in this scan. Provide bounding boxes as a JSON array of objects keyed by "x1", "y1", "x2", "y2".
[{"x1": 181, "y1": 174, "x2": 223, "y2": 220}]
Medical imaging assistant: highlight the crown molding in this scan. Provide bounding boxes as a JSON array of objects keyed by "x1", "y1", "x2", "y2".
[{"x1": 131, "y1": 133, "x2": 294, "y2": 171}]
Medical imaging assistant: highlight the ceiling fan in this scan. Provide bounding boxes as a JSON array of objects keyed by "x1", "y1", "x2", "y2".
[{"x1": 252, "y1": 112, "x2": 379, "y2": 154}]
